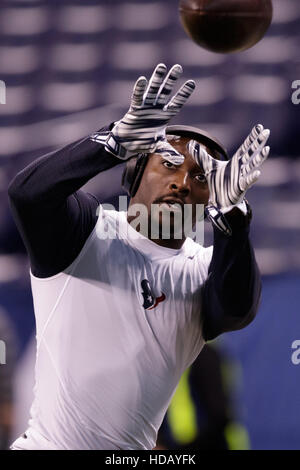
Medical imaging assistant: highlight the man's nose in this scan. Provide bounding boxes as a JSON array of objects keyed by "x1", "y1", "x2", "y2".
[{"x1": 168, "y1": 172, "x2": 190, "y2": 195}]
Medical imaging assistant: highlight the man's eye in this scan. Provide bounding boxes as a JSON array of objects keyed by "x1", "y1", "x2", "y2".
[
  {"x1": 195, "y1": 174, "x2": 207, "y2": 183},
  {"x1": 162, "y1": 161, "x2": 175, "y2": 168}
]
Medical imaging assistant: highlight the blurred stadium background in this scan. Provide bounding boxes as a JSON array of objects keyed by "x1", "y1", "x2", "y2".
[{"x1": 0, "y1": 0, "x2": 299, "y2": 450}]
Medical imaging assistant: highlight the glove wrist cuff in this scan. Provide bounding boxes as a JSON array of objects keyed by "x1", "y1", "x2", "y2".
[
  {"x1": 220, "y1": 199, "x2": 248, "y2": 216},
  {"x1": 90, "y1": 131, "x2": 133, "y2": 160},
  {"x1": 205, "y1": 205, "x2": 232, "y2": 236},
  {"x1": 206, "y1": 199, "x2": 252, "y2": 236}
]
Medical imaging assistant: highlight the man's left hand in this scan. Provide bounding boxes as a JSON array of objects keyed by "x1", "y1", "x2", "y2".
[{"x1": 188, "y1": 124, "x2": 270, "y2": 236}]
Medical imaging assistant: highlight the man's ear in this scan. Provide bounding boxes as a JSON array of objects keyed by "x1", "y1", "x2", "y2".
[{"x1": 122, "y1": 154, "x2": 149, "y2": 197}]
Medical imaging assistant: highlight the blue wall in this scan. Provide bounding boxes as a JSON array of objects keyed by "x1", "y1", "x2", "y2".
[{"x1": 220, "y1": 272, "x2": 300, "y2": 450}]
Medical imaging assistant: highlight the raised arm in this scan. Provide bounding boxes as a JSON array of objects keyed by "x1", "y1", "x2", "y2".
[
  {"x1": 189, "y1": 124, "x2": 270, "y2": 340},
  {"x1": 201, "y1": 207, "x2": 261, "y2": 341},
  {"x1": 8, "y1": 124, "x2": 122, "y2": 278},
  {"x1": 8, "y1": 63, "x2": 195, "y2": 279}
]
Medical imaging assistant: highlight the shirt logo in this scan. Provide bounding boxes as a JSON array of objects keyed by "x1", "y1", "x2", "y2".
[{"x1": 141, "y1": 279, "x2": 166, "y2": 310}]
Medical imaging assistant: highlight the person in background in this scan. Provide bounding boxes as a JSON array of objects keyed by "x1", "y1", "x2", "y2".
[
  {"x1": 0, "y1": 307, "x2": 17, "y2": 450},
  {"x1": 156, "y1": 344, "x2": 250, "y2": 450}
]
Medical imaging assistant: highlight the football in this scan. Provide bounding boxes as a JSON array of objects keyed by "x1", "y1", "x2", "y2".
[{"x1": 179, "y1": 0, "x2": 273, "y2": 53}]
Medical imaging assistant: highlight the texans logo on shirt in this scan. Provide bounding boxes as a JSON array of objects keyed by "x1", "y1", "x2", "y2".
[{"x1": 141, "y1": 279, "x2": 166, "y2": 310}]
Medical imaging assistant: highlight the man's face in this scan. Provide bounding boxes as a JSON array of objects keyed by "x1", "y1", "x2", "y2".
[{"x1": 129, "y1": 136, "x2": 211, "y2": 240}]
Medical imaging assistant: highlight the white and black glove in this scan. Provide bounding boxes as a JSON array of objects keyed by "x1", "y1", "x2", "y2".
[
  {"x1": 90, "y1": 63, "x2": 195, "y2": 164},
  {"x1": 188, "y1": 124, "x2": 270, "y2": 236}
]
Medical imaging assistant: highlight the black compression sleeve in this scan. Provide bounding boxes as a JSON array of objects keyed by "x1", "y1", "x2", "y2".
[
  {"x1": 8, "y1": 125, "x2": 122, "y2": 278},
  {"x1": 202, "y1": 208, "x2": 262, "y2": 341}
]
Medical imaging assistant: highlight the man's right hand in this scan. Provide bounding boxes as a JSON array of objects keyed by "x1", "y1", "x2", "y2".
[{"x1": 90, "y1": 63, "x2": 195, "y2": 162}]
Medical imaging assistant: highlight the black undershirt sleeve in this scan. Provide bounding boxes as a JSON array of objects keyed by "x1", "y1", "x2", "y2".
[
  {"x1": 201, "y1": 208, "x2": 262, "y2": 341},
  {"x1": 8, "y1": 125, "x2": 122, "y2": 278}
]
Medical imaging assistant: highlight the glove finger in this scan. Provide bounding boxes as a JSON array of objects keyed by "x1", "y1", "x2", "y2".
[
  {"x1": 247, "y1": 124, "x2": 264, "y2": 149},
  {"x1": 242, "y1": 169, "x2": 261, "y2": 190},
  {"x1": 154, "y1": 140, "x2": 185, "y2": 165},
  {"x1": 250, "y1": 145, "x2": 270, "y2": 169},
  {"x1": 188, "y1": 140, "x2": 203, "y2": 168},
  {"x1": 130, "y1": 76, "x2": 148, "y2": 107},
  {"x1": 238, "y1": 124, "x2": 264, "y2": 159},
  {"x1": 155, "y1": 64, "x2": 183, "y2": 106},
  {"x1": 241, "y1": 129, "x2": 270, "y2": 165},
  {"x1": 234, "y1": 124, "x2": 264, "y2": 160},
  {"x1": 165, "y1": 80, "x2": 196, "y2": 111},
  {"x1": 143, "y1": 63, "x2": 167, "y2": 106},
  {"x1": 188, "y1": 139, "x2": 216, "y2": 173}
]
